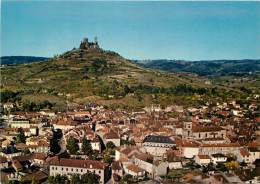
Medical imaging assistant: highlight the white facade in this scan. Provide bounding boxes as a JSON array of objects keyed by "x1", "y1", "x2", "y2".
[
  {"x1": 104, "y1": 138, "x2": 120, "y2": 147},
  {"x1": 49, "y1": 159, "x2": 108, "y2": 184},
  {"x1": 182, "y1": 147, "x2": 199, "y2": 158},
  {"x1": 210, "y1": 155, "x2": 227, "y2": 164},
  {"x1": 168, "y1": 161, "x2": 182, "y2": 169},
  {"x1": 195, "y1": 155, "x2": 211, "y2": 165}
]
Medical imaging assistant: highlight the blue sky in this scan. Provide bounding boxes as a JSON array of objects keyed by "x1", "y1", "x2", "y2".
[{"x1": 1, "y1": 1, "x2": 260, "y2": 60}]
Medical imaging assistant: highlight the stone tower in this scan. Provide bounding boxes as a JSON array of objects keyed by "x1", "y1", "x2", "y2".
[{"x1": 79, "y1": 37, "x2": 89, "y2": 49}]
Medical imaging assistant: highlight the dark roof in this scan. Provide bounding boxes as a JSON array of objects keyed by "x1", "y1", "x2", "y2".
[
  {"x1": 211, "y1": 153, "x2": 226, "y2": 158},
  {"x1": 143, "y1": 135, "x2": 175, "y2": 144}
]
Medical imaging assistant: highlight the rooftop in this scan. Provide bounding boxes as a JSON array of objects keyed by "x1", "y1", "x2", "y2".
[{"x1": 143, "y1": 135, "x2": 175, "y2": 144}]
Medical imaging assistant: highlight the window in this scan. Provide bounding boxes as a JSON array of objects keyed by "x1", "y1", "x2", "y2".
[
  {"x1": 99, "y1": 170, "x2": 101, "y2": 174},
  {"x1": 81, "y1": 169, "x2": 83, "y2": 172},
  {"x1": 61, "y1": 168, "x2": 64, "y2": 171},
  {"x1": 66, "y1": 168, "x2": 68, "y2": 171},
  {"x1": 76, "y1": 169, "x2": 78, "y2": 172},
  {"x1": 71, "y1": 168, "x2": 73, "y2": 171}
]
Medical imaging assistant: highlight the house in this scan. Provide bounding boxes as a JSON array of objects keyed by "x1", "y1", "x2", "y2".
[
  {"x1": 26, "y1": 138, "x2": 50, "y2": 153},
  {"x1": 142, "y1": 135, "x2": 176, "y2": 157},
  {"x1": 195, "y1": 155, "x2": 211, "y2": 166},
  {"x1": 237, "y1": 148, "x2": 251, "y2": 164},
  {"x1": 248, "y1": 147, "x2": 260, "y2": 163},
  {"x1": 134, "y1": 153, "x2": 168, "y2": 179},
  {"x1": 111, "y1": 161, "x2": 123, "y2": 177},
  {"x1": 166, "y1": 149, "x2": 182, "y2": 169},
  {"x1": 189, "y1": 125, "x2": 226, "y2": 140},
  {"x1": 31, "y1": 153, "x2": 47, "y2": 166},
  {"x1": 49, "y1": 158, "x2": 110, "y2": 184},
  {"x1": 0, "y1": 156, "x2": 8, "y2": 169},
  {"x1": 125, "y1": 164, "x2": 146, "y2": 179},
  {"x1": 21, "y1": 170, "x2": 48, "y2": 184},
  {"x1": 214, "y1": 172, "x2": 244, "y2": 184},
  {"x1": 211, "y1": 153, "x2": 227, "y2": 165},
  {"x1": 10, "y1": 118, "x2": 30, "y2": 129},
  {"x1": 103, "y1": 131, "x2": 120, "y2": 147},
  {"x1": 3, "y1": 102, "x2": 14, "y2": 110},
  {"x1": 176, "y1": 139, "x2": 200, "y2": 158},
  {"x1": 12, "y1": 159, "x2": 23, "y2": 172},
  {"x1": 52, "y1": 118, "x2": 78, "y2": 131},
  {"x1": 65, "y1": 126, "x2": 102, "y2": 152},
  {"x1": 199, "y1": 143, "x2": 241, "y2": 155},
  {"x1": 115, "y1": 145, "x2": 143, "y2": 162}
]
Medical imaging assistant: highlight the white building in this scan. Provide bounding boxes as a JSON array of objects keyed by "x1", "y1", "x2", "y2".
[
  {"x1": 49, "y1": 158, "x2": 109, "y2": 184},
  {"x1": 142, "y1": 135, "x2": 176, "y2": 157},
  {"x1": 125, "y1": 164, "x2": 145, "y2": 179},
  {"x1": 10, "y1": 118, "x2": 30, "y2": 129},
  {"x1": 210, "y1": 153, "x2": 227, "y2": 164},
  {"x1": 195, "y1": 155, "x2": 211, "y2": 165},
  {"x1": 103, "y1": 131, "x2": 120, "y2": 147}
]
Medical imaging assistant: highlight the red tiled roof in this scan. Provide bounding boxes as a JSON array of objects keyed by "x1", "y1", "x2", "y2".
[
  {"x1": 126, "y1": 164, "x2": 144, "y2": 173},
  {"x1": 240, "y1": 148, "x2": 250, "y2": 157},
  {"x1": 32, "y1": 153, "x2": 47, "y2": 160},
  {"x1": 50, "y1": 158, "x2": 107, "y2": 170},
  {"x1": 0, "y1": 156, "x2": 7, "y2": 163},
  {"x1": 192, "y1": 126, "x2": 224, "y2": 132},
  {"x1": 111, "y1": 161, "x2": 122, "y2": 170},
  {"x1": 103, "y1": 131, "x2": 119, "y2": 139},
  {"x1": 201, "y1": 143, "x2": 241, "y2": 147},
  {"x1": 135, "y1": 153, "x2": 153, "y2": 163},
  {"x1": 197, "y1": 155, "x2": 211, "y2": 159}
]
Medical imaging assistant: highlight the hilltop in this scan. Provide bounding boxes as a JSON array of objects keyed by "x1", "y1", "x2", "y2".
[{"x1": 1, "y1": 38, "x2": 258, "y2": 110}]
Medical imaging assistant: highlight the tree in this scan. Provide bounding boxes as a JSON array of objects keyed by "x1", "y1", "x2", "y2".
[
  {"x1": 81, "y1": 137, "x2": 92, "y2": 156},
  {"x1": 81, "y1": 173, "x2": 100, "y2": 184},
  {"x1": 31, "y1": 176, "x2": 39, "y2": 184},
  {"x1": 47, "y1": 176, "x2": 55, "y2": 184},
  {"x1": 66, "y1": 137, "x2": 79, "y2": 154},
  {"x1": 106, "y1": 141, "x2": 115, "y2": 150},
  {"x1": 225, "y1": 161, "x2": 239, "y2": 171},
  {"x1": 103, "y1": 153, "x2": 113, "y2": 164},
  {"x1": 70, "y1": 174, "x2": 81, "y2": 184},
  {"x1": 17, "y1": 128, "x2": 26, "y2": 143}
]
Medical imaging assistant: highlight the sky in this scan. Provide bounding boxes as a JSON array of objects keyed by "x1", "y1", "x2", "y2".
[{"x1": 1, "y1": 1, "x2": 260, "y2": 60}]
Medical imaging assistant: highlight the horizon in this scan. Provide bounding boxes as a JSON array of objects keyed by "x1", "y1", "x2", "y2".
[{"x1": 1, "y1": 1, "x2": 260, "y2": 60}]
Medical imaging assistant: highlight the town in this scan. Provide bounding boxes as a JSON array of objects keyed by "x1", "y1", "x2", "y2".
[
  {"x1": 1, "y1": 1, "x2": 260, "y2": 183},
  {"x1": 0, "y1": 98, "x2": 259, "y2": 184}
]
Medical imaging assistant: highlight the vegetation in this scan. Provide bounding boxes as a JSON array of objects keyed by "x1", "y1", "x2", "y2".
[
  {"x1": 66, "y1": 137, "x2": 79, "y2": 154},
  {"x1": 139, "y1": 59, "x2": 260, "y2": 76},
  {"x1": 47, "y1": 173, "x2": 100, "y2": 184},
  {"x1": 1, "y1": 56, "x2": 48, "y2": 65},
  {"x1": 1, "y1": 45, "x2": 259, "y2": 110},
  {"x1": 81, "y1": 137, "x2": 92, "y2": 156},
  {"x1": 17, "y1": 128, "x2": 26, "y2": 143}
]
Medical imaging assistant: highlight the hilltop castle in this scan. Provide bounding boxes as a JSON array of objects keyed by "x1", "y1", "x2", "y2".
[{"x1": 79, "y1": 37, "x2": 99, "y2": 50}]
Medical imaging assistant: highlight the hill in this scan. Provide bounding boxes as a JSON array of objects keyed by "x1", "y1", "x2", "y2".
[
  {"x1": 1, "y1": 38, "x2": 258, "y2": 111},
  {"x1": 136, "y1": 59, "x2": 260, "y2": 76},
  {"x1": 1, "y1": 56, "x2": 49, "y2": 65}
]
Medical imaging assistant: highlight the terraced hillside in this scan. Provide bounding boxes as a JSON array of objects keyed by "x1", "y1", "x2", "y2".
[{"x1": 1, "y1": 41, "x2": 255, "y2": 110}]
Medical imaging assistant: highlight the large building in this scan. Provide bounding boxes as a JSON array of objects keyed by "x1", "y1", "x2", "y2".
[
  {"x1": 142, "y1": 135, "x2": 176, "y2": 157},
  {"x1": 49, "y1": 158, "x2": 109, "y2": 184}
]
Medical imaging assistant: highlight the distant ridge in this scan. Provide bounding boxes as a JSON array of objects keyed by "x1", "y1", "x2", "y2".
[
  {"x1": 1, "y1": 56, "x2": 49, "y2": 65},
  {"x1": 135, "y1": 59, "x2": 260, "y2": 76}
]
